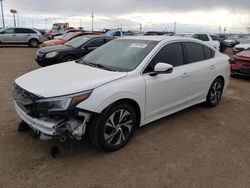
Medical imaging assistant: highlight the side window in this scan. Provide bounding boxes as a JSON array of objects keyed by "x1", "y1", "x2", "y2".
[
  {"x1": 203, "y1": 46, "x2": 215, "y2": 59},
  {"x1": 184, "y1": 42, "x2": 205, "y2": 63},
  {"x1": 144, "y1": 42, "x2": 184, "y2": 73},
  {"x1": 16, "y1": 28, "x2": 36, "y2": 34},
  {"x1": 192, "y1": 34, "x2": 209, "y2": 41},
  {"x1": 210, "y1": 35, "x2": 219, "y2": 41},
  {"x1": 3, "y1": 28, "x2": 14, "y2": 34},
  {"x1": 87, "y1": 39, "x2": 105, "y2": 47},
  {"x1": 113, "y1": 31, "x2": 121, "y2": 36}
]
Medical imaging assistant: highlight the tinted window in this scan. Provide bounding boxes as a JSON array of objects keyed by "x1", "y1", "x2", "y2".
[
  {"x1": 210, "y1": 35, "x2": 219, "y2": 41},
  {"x1": 144, "y1": 42, "x2": 184, "y2": 73},
  {"x1": 3, "y1": 28, "x2": 14, "y2": 34},
  {"x1": 203, "y1": 46, "x2": 215, "y2": 59},
  {"x1": 87, "y1": 38, "x2": 105, "y2": 47},
  {"x1": 184, "y1": 42, "x2": 205, "y2": 63},
  {"x1": 16, "y1": 28, "x2": 36, "y2": 34},
  {"x1": 113, "y1": 31, "x2": 121, "y2": 36},
  {"x1": 192, "y1": 34, "x2": 209, "y2": 41}
]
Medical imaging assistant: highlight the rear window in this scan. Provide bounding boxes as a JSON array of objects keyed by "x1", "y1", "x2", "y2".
[
  {"x1": 16, "y1": 28, "x2": 36, "y2": 34},
  {"x1": 203, "y1": 46, "x2": 215, "y2": 59},
  {"x1": 183, "y1": 42, "x2": 205, "y2": 63},
  {"x1": 210, "y1": 35, "x2": 219, "y2": 41},
  {"x1": 192, "y1": 34, "x2": 209, "y2": 41}
]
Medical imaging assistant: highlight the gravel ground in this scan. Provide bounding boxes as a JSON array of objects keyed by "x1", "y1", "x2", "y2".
[{"x1": 0, "y1": 46, "x2": 250, "y2": 188}]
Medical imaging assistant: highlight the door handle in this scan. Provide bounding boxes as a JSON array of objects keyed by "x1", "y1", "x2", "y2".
[
  {"x1": 209, "y1": 65, "x2": 215, "y2": 70},
  {"x1": 12, "y1": 34, "x2": 16, "y2": 36},
  {"x1": 26, "y1": 34, "x2": 30, "y2": 36},
  {"x1": 181, "y1": 72, "x2": 189, "y2": 78}
]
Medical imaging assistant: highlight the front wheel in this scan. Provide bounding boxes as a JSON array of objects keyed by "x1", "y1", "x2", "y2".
[
  {"x1": 205, "y1": 78, "x2": 224, "y2": 107},
  {"x1": 87, "y1": 102, "x2": 137, "y2": 151}
]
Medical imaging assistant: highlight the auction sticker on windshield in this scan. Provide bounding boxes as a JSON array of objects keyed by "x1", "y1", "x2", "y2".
[{"x1": 130, "y1": 43, "x2": 148, "y2": 48}]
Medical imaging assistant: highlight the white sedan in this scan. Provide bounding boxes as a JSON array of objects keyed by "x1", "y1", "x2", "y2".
[{"x1": 13, "y1": 36, "x2": 230, "y2": 151}]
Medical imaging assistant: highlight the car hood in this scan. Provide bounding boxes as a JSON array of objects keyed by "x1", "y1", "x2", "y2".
[
  {"x1": 15, "y1": 62, "x2": 127, "y2": 98},
  {"x1": 234, "y1": 50, "x2": 250, "y2": 61},
  {"x1": 38, "y1": 44, "x2": 72, "y2": 53},
  {"x1": 235, "y1": 43, "x2": 250, "y2": 49},
  {"x1": 43, "y1": 39, "x2": 66, "y2": 46}
]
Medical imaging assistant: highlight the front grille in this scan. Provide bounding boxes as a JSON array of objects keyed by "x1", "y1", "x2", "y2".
[{"x1": 13, "y1": 84, "x2": 41, "y2": 117}]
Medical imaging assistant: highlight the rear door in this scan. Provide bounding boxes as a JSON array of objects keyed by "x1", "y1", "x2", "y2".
[
  {"x1": 15, "y1": 28, "x2": 37, "y2": 43},
  {"x1": 182, "y1": 42, "x2": 216, "y2": 100}
]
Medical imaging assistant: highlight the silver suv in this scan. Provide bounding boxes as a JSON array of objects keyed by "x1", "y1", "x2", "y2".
[{"x1": 0, "y1": 27, "x2": 43, "y2": 48}]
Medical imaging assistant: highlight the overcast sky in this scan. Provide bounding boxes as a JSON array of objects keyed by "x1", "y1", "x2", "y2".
[{"x1": 1, "y1": 0, "x2": 250, "y2": 33}]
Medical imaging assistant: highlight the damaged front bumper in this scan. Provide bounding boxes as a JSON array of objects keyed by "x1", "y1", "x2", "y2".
[{"x1": 14, "y1": 101, "x2": 91, "y2": 141}]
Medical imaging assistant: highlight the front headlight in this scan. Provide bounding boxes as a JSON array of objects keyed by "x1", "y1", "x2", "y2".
[
  {"x1": 36, "y1": 90, "x2": 93, "y2": 113},
  {"x1": 45, "y1": 51, "x2": 58, "y2": 58}
]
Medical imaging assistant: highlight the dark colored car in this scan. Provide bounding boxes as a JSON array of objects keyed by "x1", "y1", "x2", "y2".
[
  {"x1": 35, "y1": 35, "x2": 113, "y2": 66},
  {"x1": 231, "y1": 50, "x2": 250, "y2": 77},
  {"x1": 144, "y1": 31, "x2": 173, "y2": 36}
]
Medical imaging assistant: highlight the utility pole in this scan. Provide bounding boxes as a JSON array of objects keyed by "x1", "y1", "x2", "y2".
[
  {"x1": 140, "y1": 23, "x2": 142, "y2": 31},
  {"x1": 72, "y1": 15, "x2": 75, "y2": 27},
  {"x1": 91, "y1": 11, "x2": 94, "y2": 31},
  {"x1": 173, "y1": 22, "x2": 177, "y2": 33},
  {"x1": 45, "y1": 19, "x2": 48, "y2": 29},
  {"x1": 219, "y1": 25, "x2": 221, "y2": 34},
  {"x1": 0, "y1": 0, "x2": 5, "y2": 28},
  {"x1": 17, "y1": 10, "x2": 19, "y2": 27},
  {"x1": 10, "y1": 9, "x2": 17, "y2": 27}
]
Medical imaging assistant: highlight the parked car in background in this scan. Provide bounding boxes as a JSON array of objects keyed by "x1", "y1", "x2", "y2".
[
  {"x1": 175, "y1": 33, "x2": 220, "y2": 50},
  {"x1": 224, "y1": 39, "x2": 240, "y2": 48},
  {"x1": 105, "y1": 29, "x2": 123, "y2": 37},
  {"x1": 0, "y1": 27, "x2": 43, "y2": 47},
  {"x1": 231, "y1": 50, "x2": 250, "y2": 77},
  {"x1": 41, "y1": 31, "x2": 103, "y2": 47},
  {"x1": 233, "y1": 37, "x2": 250, "y2": 54},
  {"x1": 145, "y1": 31, "x2": 174, "y2": 36},
  {"x1": 36, "y1": 35, "x2": 113, "y2": 66},
  {"x1": 14, "y1": 36, "x2": 230, "y2": 151},
  {"x1": 51, "y1": 29, "x2": 83, "y2": 39}
]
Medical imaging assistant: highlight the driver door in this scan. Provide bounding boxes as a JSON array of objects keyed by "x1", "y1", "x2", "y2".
[
  {"x1": 143, "y1": 42, "x2": 190, "y2": 120},
  {"x1": 1, "y1": 28, "x2": 15, "y2": 43}
]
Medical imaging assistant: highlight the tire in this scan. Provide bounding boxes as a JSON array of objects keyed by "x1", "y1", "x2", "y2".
[
  {"x1": 62, "y1": 55, "x2": 75, "y2": 62},
  {"x1": 205, "y1": 78, "x2": 224, "y2": 107},
  {"x1": 28, "y1": 39, "x2": 39, "y2": 48},
  {"x1": 86, "y1": 102, "x2": 137, "y2": 151}
]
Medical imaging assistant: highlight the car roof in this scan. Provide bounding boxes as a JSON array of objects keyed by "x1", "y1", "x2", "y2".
[
  {"x1": 74, "y1": 34, "x2": 110, "y2": 39},
  {"x1": 119, "y1": 35, "x2": 198, "y2": 42}
]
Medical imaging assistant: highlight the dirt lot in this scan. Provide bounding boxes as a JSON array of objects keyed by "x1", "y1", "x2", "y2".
[{"x1": 0, "y1": 46, "x2": 250, "y2": 188}]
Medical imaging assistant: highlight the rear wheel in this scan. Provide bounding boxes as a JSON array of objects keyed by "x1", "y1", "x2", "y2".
[
  {"x1": 28, "y1": 39, "x2": 39, "y2": 48},
  {"x1": 86, "y1": 102, "x2": 137, "y2": 151},
  {"x1": 205, "y1": 78, "x2": 224, "y2": 107}
]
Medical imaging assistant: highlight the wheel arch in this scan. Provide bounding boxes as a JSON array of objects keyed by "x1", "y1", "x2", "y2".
[{"x1": 105, "y1": 98, "x2": 141, "y2": 127}]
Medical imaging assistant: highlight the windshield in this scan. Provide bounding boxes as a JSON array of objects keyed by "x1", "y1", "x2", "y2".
[
  {"x1": 58, "y1": 32, "x2": 76, "y2": 40},
  {"x1": 79, "y1": 39, "x2": 158, "y2": 72},
  {"x1": 65, "y1": 35, "x2": 90, "y2": 48}
]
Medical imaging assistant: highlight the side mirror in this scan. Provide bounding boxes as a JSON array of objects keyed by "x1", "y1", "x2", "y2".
[{"x1": 149, "y1": 63, "x2": 173, "y2": 76}]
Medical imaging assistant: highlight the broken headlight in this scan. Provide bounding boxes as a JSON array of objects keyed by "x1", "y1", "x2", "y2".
[{"x1": 35, "y1": 90, "x2": 93, "y2": 113}]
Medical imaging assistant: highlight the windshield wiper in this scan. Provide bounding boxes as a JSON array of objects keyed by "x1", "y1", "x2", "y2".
[{"x1": 80, "y1": 60, "x2": 115, "y2": 71}]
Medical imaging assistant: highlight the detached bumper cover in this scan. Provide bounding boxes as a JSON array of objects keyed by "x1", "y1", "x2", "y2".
[{"x1": 14, "y1": 102, "x2": 58, "y2": 136}]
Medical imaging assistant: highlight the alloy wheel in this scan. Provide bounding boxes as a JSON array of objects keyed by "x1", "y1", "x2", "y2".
[{"x1": 104, "y1": 109, "x2": 133, "y2": 146}]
